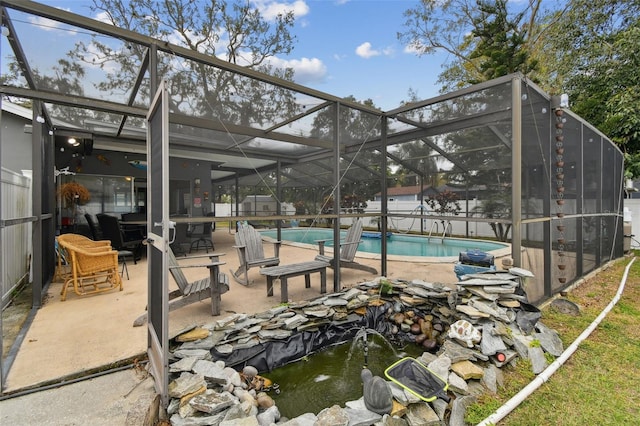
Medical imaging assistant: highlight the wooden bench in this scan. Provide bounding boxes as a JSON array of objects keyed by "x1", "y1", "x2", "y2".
[{"x1": 260, "y1": 260, "x2": 330, "y2": 303}]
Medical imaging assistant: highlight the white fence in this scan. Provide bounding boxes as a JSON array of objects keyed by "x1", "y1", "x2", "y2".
[
  {"x1": 1, "y1": 168, "x2": 32, "y2": 308},
  {"x1": 623, "y1": 199, "x2": 640, "y2": 249},
  {"x1": 363, "y1": 200, "x2": 499, "y2": 239}
]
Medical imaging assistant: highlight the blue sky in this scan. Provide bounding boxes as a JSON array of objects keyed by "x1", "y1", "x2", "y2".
[
  {"x1": 31, "y1": 0, "x2": 445, "y2": 111},
  {"x1": 278, "y1": 0, "x2": 446, "y2": 110}
]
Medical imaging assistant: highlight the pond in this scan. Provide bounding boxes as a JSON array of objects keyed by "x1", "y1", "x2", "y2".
[{"x1": 263, "y1": 330, "x2": 424, "y2": 418}]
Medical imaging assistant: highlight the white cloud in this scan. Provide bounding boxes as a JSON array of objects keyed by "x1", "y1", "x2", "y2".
[
  {"x1": 355, "y1": 42, "x2": 380, "y2": 59},
  {"x1": 403, "y1": 42, "x2": 422, "y2": 55},
  {"x1": 255, "y1": 0, "x2": 310, "y2": 21},
  {"x1": 93, "y1": 10, "x2": 113, "y2": 25},
  {"x1": 268, "y1": 56, "x2": 327, "y2": 84},
  {"x1": 29, "y1": 9, "x2": 75, "y2": 34}
]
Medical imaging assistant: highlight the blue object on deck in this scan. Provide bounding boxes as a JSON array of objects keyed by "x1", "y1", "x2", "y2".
[{"x1": 454, "y1": 249, "x2": 496, "y2": 280}]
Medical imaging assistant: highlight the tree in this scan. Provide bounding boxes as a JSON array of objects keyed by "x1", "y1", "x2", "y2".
[
  {"x1": 77, "y1": 0, "x2": 299, "y2": 124},
  {"x1": 468, "y1": 0, "x2": 538, "y2": 84},
  {"x1": 398, "y1": 0, "x2": 545, "y2": 92},
  {"x1": 394, "y1": 141, "x2": 440, "y2": 187},
  {"x1": 398, "y1": 0, "x2": 640, "y2": 177},
  {"x1": 472, "y1": 191, "x2": 512, "y2": 241},
  {"x1": 535, "y1": 0, "x2": 640, "y2": 176},
  {"x1": 0, "y1": 58, "x2": 87, "y2": 122},
  {"x1": 308, "y1": 96, "x2": 385, "y2": 204},
  {"x1": 425, "y1": 189, "x2": 461, "y2": 216}
]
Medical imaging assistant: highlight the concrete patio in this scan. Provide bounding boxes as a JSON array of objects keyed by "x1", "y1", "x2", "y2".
[{"x1": 3, "y1": 225, "x2": 461, "y2": 392}]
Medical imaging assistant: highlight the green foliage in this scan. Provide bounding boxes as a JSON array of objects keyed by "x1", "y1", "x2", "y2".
[
  {"x1": 425, "y1": 190, "x2": 461, "y2": 216},
  {"x1": 468, "y1": 0, "x2": 538, "y2": 84},
  {"x1": 379, "y1": 279, "x2": 394, "y2": 295},
  {"x1": 399, "y1": 0, "x2": 640, "y2": 177},
  {"x1": 398, "y1": 0, "x2": 544, "y2": 92},
  {"x1": 544, "y1": 352, "x2": 556, "y2": 364},
  {"x1": 465, "y1": 396, "x2": 502, "y2": 424},
  {"x1": 472, "y1": 189, "x2": 512, "y2": 241},
  {"x1": 533, "y1": 0, "x2": 640, "y2": 177},
  {"x1": 321, "y1": 193, "x2": 368, "y2": 215}
]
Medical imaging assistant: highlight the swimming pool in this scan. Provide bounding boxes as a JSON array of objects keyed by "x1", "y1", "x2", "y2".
[{"x1": 260, "y1": 228, "x2": 510, "y2": 259}]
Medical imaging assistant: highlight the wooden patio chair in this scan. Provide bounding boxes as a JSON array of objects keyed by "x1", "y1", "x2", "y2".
[
  {"x1": 58, "y1": 238, "x2": 123, "y2": 301},
  {"x1": 230, "y1": 223, "x2": 281, "y2": 285},
  {"x1": 132, "y1": 247, "x2": 229, "y2": 327},
  {"x1": 314, "y1": 218, "x2": 378, "y2": 275}
]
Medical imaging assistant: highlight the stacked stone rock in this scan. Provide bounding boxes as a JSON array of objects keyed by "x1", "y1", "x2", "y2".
[{"x1": 165, "y1": 271, "x2": 565, "y2": 426}]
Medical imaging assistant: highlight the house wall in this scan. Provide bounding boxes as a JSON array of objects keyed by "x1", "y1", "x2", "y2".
[
  {"x1": 1, "y1": 109, "x2": 32, "y2": 174},
  {"x1": 56, "y1": 148, "x2": 217, "y2": 216},
  {"x1": 236, "y1": 197, "x2": 294, "y2": 216}
]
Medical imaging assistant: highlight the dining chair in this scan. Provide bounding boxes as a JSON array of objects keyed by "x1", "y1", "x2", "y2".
[
  {"x1": 96, "y1": 213, "x2": 143, "y2": 264},
  {"x1": 189, "y1": 212, "x2": 215, "y2": 253},
  {"x1": 84, "y1": 213, "x2": 102, "y2": 240}
]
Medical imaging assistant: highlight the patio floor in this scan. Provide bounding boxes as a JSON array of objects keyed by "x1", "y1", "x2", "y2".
[{"x1": 3, "y1": 225, "x2": 460, "y2": 392}]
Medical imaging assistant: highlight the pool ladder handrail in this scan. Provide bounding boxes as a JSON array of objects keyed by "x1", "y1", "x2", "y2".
[{"x1": 427, "y1": 220, "x2": 452, "y2": 243}]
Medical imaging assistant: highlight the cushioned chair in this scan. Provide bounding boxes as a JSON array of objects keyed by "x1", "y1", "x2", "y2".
[
  {"x1": 84, "y1": 213, "x2": 102, "y2": 240},
  {"x1": 57, "y1": 237, "x2": 123, "y2": 301},
  {"x1": 96, "y1": 213, "x2": 143, "y2": 265},
  {"x1": 55, "y1": 234, "x2": 112, "y2": 282}
]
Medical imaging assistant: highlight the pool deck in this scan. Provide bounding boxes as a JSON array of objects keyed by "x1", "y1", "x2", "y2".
[{"x1": 2, "y1": 225, "x2": 505, "y2": 392}]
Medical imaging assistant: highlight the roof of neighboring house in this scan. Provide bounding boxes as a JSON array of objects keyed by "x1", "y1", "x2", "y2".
[
  {"x1": 2, "y1": 101, "x2": 32, "y2": 119},
  {"x1": 2, "y1": 100, "x2": 76, "y2": 127}
]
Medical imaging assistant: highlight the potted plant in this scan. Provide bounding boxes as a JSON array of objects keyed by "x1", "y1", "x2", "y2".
[{"x1": 58, "y1": 181, "x2": 90, "y2": 226}]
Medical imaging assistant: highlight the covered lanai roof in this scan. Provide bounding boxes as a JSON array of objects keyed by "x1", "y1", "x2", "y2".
[{"x1": 0, "y1": 0, "x2": 526, "y2": 190}]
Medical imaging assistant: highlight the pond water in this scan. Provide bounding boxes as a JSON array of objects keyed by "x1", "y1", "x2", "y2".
[
  {"x1": 262, "y1": 331, "x2": 423, "y2": 418},
  {"x1": 261, "y1": 228, "x2": 508, "y2": 258}
]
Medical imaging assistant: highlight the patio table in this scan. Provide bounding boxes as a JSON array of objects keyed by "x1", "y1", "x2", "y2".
[{"x1": 260, "y1": 260, "x2": 330, "y2": 303}]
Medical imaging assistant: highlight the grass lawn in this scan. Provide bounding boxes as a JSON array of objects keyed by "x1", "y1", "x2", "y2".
[{"x1": 465, "y1": 255, "x2": 640, "y2": 425}]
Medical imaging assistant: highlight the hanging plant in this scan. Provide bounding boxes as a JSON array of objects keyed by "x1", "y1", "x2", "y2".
[{"x1": 58, "y1": 181, "x2": 91, "y2": 206}]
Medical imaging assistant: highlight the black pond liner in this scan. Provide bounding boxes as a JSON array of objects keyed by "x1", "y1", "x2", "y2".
[{"x1": 211, "y1": 302, "x2": 409, "y2": 373}]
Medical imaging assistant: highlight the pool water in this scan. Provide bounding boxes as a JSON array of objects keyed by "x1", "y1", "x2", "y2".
[{"x1": 261, "y1": 228, "x2": 508, "y2": 257}]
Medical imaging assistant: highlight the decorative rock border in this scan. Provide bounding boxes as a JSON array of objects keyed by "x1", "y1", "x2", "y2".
[{"x1": 165, "y1": 269, "x2": 565, "y2": 425}]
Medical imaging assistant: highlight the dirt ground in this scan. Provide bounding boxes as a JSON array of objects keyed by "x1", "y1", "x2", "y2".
[{"x1": 2, "y1": 282, "x2": 33, "y2": 363}]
